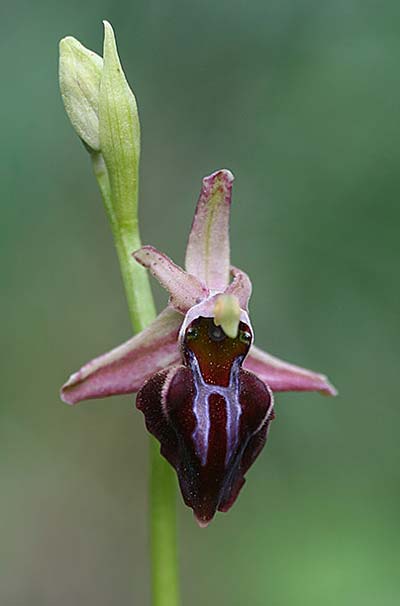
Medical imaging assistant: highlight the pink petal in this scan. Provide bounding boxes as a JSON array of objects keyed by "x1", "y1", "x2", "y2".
[
  {"x1": 185, "y1": 169, "x2": 234, "y2": 291},
  {"x1": 224, "y1": 266, "x2": 252, "y2": 310},
  {"x1": 244, "y1": 345, "x2": 337, "y2": 396},
  {"x1": 133, "y1": 246, "x2": 209, "y2": 313},
  {"x1": 61, "y1": 307, "x2": 183, "y2": 405}
]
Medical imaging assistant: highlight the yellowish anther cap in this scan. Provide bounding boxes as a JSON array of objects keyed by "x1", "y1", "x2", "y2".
[{"x1": 213, "y1": 294, "x2": 241, "y2": 339}]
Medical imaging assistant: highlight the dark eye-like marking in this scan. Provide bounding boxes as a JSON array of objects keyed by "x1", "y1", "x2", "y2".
[
  {"x1": 208, "y1": 323, "x2": 226, "y2": 342},
  {"x1": 187, "y1": 326, "x2": 199, "y2": 340},
  {"x1": 239, "y1": 329, "x2": 251, "y2": 345}
]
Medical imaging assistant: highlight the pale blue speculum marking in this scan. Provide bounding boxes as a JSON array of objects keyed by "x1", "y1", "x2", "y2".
[{"x1": 188, "y1": 352, "x2": 244, "y2": 467}]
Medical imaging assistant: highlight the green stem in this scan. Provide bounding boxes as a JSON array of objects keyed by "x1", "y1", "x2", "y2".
[
  {"x1": 92, "y1": 152, "x2": 156, "y2": 331},
  {"x1": 150, "y1": 439, "x2": 180, "y2": 606},
  {"x1": 92, "y1": 152, "x2": 180, "y2": 606}
]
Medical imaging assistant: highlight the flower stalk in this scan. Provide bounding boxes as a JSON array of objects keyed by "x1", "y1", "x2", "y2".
[{"x1": 59, "y1": 21, "x2": 179, "y2": 606}]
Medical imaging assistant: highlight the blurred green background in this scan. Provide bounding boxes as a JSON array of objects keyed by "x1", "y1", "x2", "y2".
[{"x1": 1, "y1": 0, "x2": 399, "y2": 604}]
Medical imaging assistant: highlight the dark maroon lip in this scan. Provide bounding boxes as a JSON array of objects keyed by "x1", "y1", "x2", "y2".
[{"x1": 137, "y1": 317, "x2": 273, "y2": 525}]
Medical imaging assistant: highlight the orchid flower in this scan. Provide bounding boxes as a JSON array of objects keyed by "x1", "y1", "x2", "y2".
[{"x1": 61, "y1": 169, "x2": 336, "y2": 526}]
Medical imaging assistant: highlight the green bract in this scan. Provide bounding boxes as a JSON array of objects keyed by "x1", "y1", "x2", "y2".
[{"x1": 99, "y1": 21, "x2": 141, "y2": 232}]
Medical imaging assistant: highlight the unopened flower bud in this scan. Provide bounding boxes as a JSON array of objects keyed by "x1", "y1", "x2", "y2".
[{"x1": 59, "y1": 36, "x2": 103, "y2": 151}]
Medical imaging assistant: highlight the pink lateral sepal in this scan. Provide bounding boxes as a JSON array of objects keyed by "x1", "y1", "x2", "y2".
[
  {"x1": 61, "y1": 307, "x2": 183, "y2": 404},
  {"x1": 244, "y1": 345, "x2": 337, "y2": 396}
]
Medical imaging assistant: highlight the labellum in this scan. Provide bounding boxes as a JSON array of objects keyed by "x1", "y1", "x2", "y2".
[{"x1": 137, "y1": 317, "x2": 274, "y2": 527}]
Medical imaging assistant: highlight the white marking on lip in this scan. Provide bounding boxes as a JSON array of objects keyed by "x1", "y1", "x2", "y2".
[{"x1": 189, "y1": 353, "x2": 243, "y2": 467}]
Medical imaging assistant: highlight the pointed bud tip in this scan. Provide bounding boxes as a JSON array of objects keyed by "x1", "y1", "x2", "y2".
[{"x1": 102, "y1": 20, "x2": 117, "y2": 56}]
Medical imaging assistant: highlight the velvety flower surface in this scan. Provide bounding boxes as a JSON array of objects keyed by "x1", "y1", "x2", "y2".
[{"x1": 61, "y1": 169, "x2": 336, "y2": 526}]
